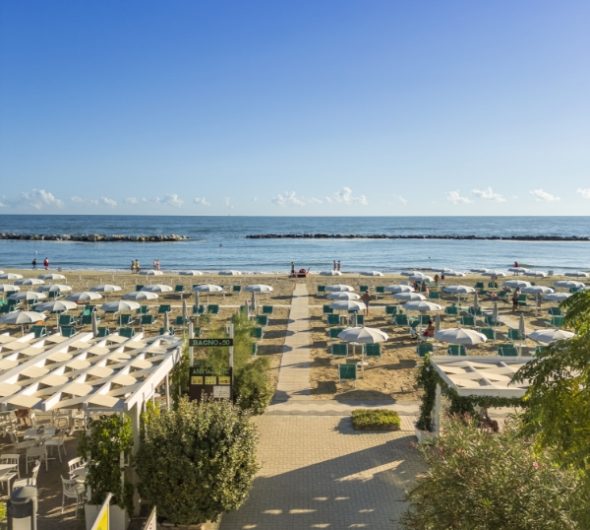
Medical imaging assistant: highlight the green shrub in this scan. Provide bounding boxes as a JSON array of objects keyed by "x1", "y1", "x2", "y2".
[
  {"x1": 402, "y1": 418, "x2": 584, "y2": 530},
  {"x1": 233, "y1": 357, "x2": 273, "y2": 414},
  {"x1": 136, "y1": 397, "x2": 259, "y2": 526},
  {"x1": 351, "y1": 409, "x2": 401, "y2": 431}
]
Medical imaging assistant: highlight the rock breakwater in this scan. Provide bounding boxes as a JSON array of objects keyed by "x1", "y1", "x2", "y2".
[
  {"x1": 246, "y1": 233, "x2": 590, "y2": 241},
  {"x1": 0, "y1": 233, "x2": 189, "y2": 242}
]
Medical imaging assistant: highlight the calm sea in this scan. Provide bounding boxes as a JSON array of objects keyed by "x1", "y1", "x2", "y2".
[{"x1": 0, "y1": 215, "x2": 589, "y2": 274}]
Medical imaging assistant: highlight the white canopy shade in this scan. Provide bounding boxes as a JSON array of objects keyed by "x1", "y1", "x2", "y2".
[
  {"x1": 15, "y1": 278, "x2": 45, "y2": 286},
  {"x1": 244, "y1": 284, "x2": 273, "y2": 293},
  {"x1": 9, "y1": 291, "x2": 47, "y2": 302},
  {"x1": 443, "y1": 285, "x2": 475, "y2": 295},
  {"x1": 504, "y1": 280, "x2": 531, "y2": 289},
  {"x1": 362, "y1": 271, "x2": 384, "y2": 276},
  {"x1": 0, "y1": 285, "x2": 20, "y2": 293},
  {"x1": 38, "y1": 284, "x2": 72, "y2": 293},
  {"x1": 337, "y1": 326, "x2": 388, "y2": 344},
  {"x1": 524, "y1": 271, "x2": 547, "y2": 278},
  {"x1": 68, "y1": 291, "x2": 103, "y2": 303},
  {"x1": 522, "y1": 285, "x2": 554, "y2": 295},
  {"x1": 102, "y1": 300, "x2": 141, "y2": 313},
  {"x1": 320, "y1": 270, "x2": 342, "y2": 276},
  {"x1": 139, "y1": 270, "x2": 163, "y2": 276},
  {"x1": 403, "y1": 301, "x2": 443, "y2": 313},
  {"x1": 90, "y1": 284, "x2": 122, "y2": 293},
  {"x1": 543, "y1": 292, "x2": 571, "y2": 302},
  {"x1": 439, "y1": 269, "x2": 465, "y2": 277},
  {"x1": 330, "y1": 300, "x2": 366, "y2": 312},
  {"x1": 401, "y1": 270, "x2": 423, "y2": 277},
  {"x1": 564, "y1": 271, "x2": 589, "y2": 278},
  {"x1": 141, "y1": 284, "x2": 173, "y2": 293},
  {"x1": 554, "y1": 280, "x2": 585, "y2": 290},
  {"x1": 0, "y1": 273, "x2": 23, "y2": 280},
  {"x1": 123, "y1": 291, "x2": 159, "y2": 301},
  {"x1": 325, "y1": 284, "x2": 355, "y2": 292},
  {"x1": 393, "y1": 292, "x2": 426, "y2": 301},
  {"x1": 192, "y1": 284, "x2": 223, "y2": 293},
  {"x1": 409, "y1": 274, "x2": 433, "y2": 283},
  {"x1": 482, "y1": 270, "x2": 507, "y2": 277},
  {"x1": 470, "y1": 268, "x2": 490, "y2": 273},
  {"x1": 35, "y1": 300, "x2": 77, "y2": 313},
  {"x1": 219, "y1": 270, "x2": 242, "y2": 276},
  {"x1": 434, "y1": 327, "x2": 487, "y2": 346},
  {"x1": 0, "y1": 310, "x2": 46, "y2": 324},
  {"x1": 38, "y1": 273, "x2": 66, "y2": 280},
  {"x1": 384, "y1": 284, "x2": 414, "y2": 293},
  {"x1": 508, "y1": 267, "x2": 529, "y2": 273},
  {"x1": 178, "y1": 270, "x2": 203, "y2": 276},
  {"x1": 528, "y1": 328, "x2": 575, "y2": 345},
  {"x1": 326, "y1": 292, "x2": 361, "y2": 300}
]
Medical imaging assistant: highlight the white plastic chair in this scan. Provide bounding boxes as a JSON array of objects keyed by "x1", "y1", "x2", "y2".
[
  {"x1": 0, "y1": 453, "x2": 20, "y2": 478},
  {"x1": 25, "y1": 445, "x2": 47, "y2": 473},
  {"x1": 67, "y1": 456, "x2": 85, "y2": 478},
  {"x1": 61, "y1": 475, "x2": 86, "y2": 514},
  {"x1": 45, "y1": 432, "x2": 66, "y2": 462},
  {"x1": 13, "y1": 459, "x2": 40, "y2": 488}
]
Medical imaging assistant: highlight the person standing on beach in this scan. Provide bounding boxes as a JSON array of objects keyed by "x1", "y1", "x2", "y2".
[
  {"x1": 32, "y1": 258, "x2": 37, "y2": 269},
  {"x1": 512, "y1": 288, "x2": 520, "y2": 312},
  {"x1": 361, "y1": 291, "x2": 371, "y2": 315},
  {"x1": 43, "y1": 257, "x2": 49, "y2": 270}
]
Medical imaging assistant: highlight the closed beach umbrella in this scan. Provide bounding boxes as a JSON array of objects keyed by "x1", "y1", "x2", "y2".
[
  {"x1": 0, "y1": 284, "x2": 20, "y2": 294},
  {"x1": 331, "y1": 300, "x2": 366, "y2": 312},
  {"x1": 554, "y1": 280, "x2": 585, "y2": 290},
  {"x1": 0, "y1": 310, "x2": 46, "y2": 325},
  {"x1": 68, "y1": 291, "x2": 103, "y2": 303},
  {"x1": 178, "y1": 270, "x2": 203, "y2": 276},
  {"x1": 473, "y1": 291, "x2": 479, "y2": 311},
  {"x1": 0, "y1": 273, "x2": 23, "y2": 280},
  {"x1": 163, "y1": 310, "x2": 170, "y2": 332},
  {"x1": 91, "y1": 310, "x2": 98, "y2": 336},
  {"x1": 140, "y1": 269, "x2": 163, "y2": 276},
  {"x1": 435, "y1": 314, "x2": 441, "y2": 331},
  {"x1": 338, "y1": 326, "x2": 389, "y2": 344},
  {"x1": 403, "y1": 301, "x2": 442, "y2": 313},
  {"x1": 102, "y1": 300, "x2": 140, "y2": 313},
  {"x1": 182, "y1": 298, "x2": 188, "y2": 321},
  {"x1": 523, "y1": 285, "x2": 553, "y2": 295},
  {"x1": 91, "y1": 284, "x2": 122, "y2": 293},
  {"x1": 123, "y1": 291, "x2": 159, "y2": 301},
  {"x1": 9, "y1": 291, "x2": 47, "y2": 303},
  {"x1": 39, "y1": 273, "x2": 66, "y2": 281},
  {"x1": 325, "y1": 284, "x2": 355, "y2": 292},
  {"x1": 519, "y1": 313, "x2": 526, "y2": 338},
  {"x1": 36, "y1": 300, "x2": 77, "y2": 313},
  {"x1": 15, "y1": 278, "x2": 45, "y2": 286},
  {"x1": 543, "y1": 292, "x2": 571, "y2": 302},
  {"x1": 327, "y1": 291, "x2": 361, "y2": 300},
  {"x1": 245, "y1": 284, "x2": 273, "y2": 311},
  {"x1": 492, "y1": 301, "x2": 499, "y2": 324},
  {"x1": 528, "y1": 328, "x2": 575, "y2": 345},
  {"x1": 393, "y1": 292, "x2": 426, "y2": 302},
  {"x1": 141, "y1": 284, "x2": 173, "y2": 293},
  {"x1": 434, "y1": 327, "x2": 487, "y2": 346},
  {"x1": 504, "y1": 280, "x2": 531, "y2": 290},
  {"x1": 384, "y1": 284, "x2": 414, "y2": 294}
]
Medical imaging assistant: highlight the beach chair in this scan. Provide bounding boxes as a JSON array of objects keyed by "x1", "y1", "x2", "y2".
[
  {"x1": 460, "y1": 315, "x2": 476, "y2": 327},
  {"x1": 174, "y1": 284, "x2": 185, "y2": 296},
  {"x1": 175, "y1": 316, "x2": 188, "y2": 326},
  {"x1": 138, "y1": 304, "x2": 149, "y2": 314},
  {"x1": 135, "y1": 284, "x2": 144, "y2": 292},
  {"x1": 428, "y1": 291, "x2": 440, "y2": 299},
  {"x1": 468, "y1": 306, "x2": 482, "y2": 316},
  {"x1": 326, "y1": 314, "x2": 340, "y2": 326},
  {"x1": 419, "y1": 314, "x2": 431, "y2": 325},
  {"x1": 328, "y1": 327, "x2": 344, "y2": 339},
  {"x1": 359, "y1": 285, "x2": 369, "y2": 293},
  {"x1": 140, "y1": 314, "x2": 155, "y2": 325},
  {"x1": 445, "y1": 305, "x2": 459, "y2": 316},
  {"x1": 262, "y1": 305, "x2": 273, "y2": 315},
  {"x1": 118, "y1": 327, "x2": 135, "y2": 338},
  {"x1": 255, "y1": 315, "x2": 268, "y2": 326},
  {"x1": 158, "y1": 304, "x2": 171, "y2": 314},
  {"x1": 192, "y1": 304, "x2": 205, "y2": 315},
  {"x1": 484, "y1": 314, "x2": 499, "y2": 327},
  {"x1": 547, "y1": 307, "x2": 562, "y2": 316},
  {"x1": 365, "y1": 343, "x2": 381, "y2": 357},
  {"x1": 394, "y1": 314, "x2": 409, "y2": 326},
  {"x1": 60, "y1": 326, "x2": 77, "y2": 338},
  {"x1": 232, "y1": 285, "x2": 242, "y2": 294},
  {"x1": 498, "y1": 344, "x2": 518, "y2": 356},
  {"x1": 375, "y1": 286, "x2": 385, "y2": 295},
  {"x1": 447, "y1": 345, "x2": 466, "y2": 356},
  {"x1": 548, "y1": 315, "x2": 565, "y2": 327},
  {"x1": 97, "y1": 327, "x2": 110, "y2": 337},
  {"x1": 475, "y1": 281, "x2": 484, "y2": 290},
  {"x1": 80, "y1": 314, "x2": 92, "y2": 325},
  {"x1": 207, "y1": 304, "x2": 220, "y2": 314},
  {"x1": 338, "y1": 363, "x2": 357, "y2": 386},
  {"x1": 59, "y1": 314, "x2": 77, "y2": 327},
  {"x1": 417, "y1": 342, "x2": 433, "y2": 357},
  {"x1": 317, "y1": 285, "x2": 326, "y2": 293},
  {"x1": 330, "y1": 343, "x2": 348, "y2": 356},
  {"x1": 517, "y1": 294, "x2": 528, "y2": 307},
  {"x1": 385, "y1": 305, "x2": 398, "y2": 315},
  {"x1": 354, "y1": 314, "x2": 365, "y2": 325},
  {"x1": 507, "y1": 328, "x2": 523, "y2": 342},
  {"x1": 322, "y1": 304, "x2": 333, "y2": 314},
  {"x1": 32, "y1": 325, "x2": 47, "y2": 338},
  {"x1": 487, "y1": 281, "x2": 499, "y2": 289},
  {"x1": 480, "y1": 327, "x2": 496, "y2": 341},
  {"x1": 251, "y1": 327, "x2": 264, "y2": 339},
  {"x1": 118, "y1": 314, "x2": 134, "y2": 326}
]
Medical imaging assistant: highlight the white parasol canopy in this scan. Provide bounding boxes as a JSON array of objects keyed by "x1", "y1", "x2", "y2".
[
  {"x1": 337, "y1": 326, "x2": 388, "y2": 344},
  {"x1": 434, "y1": 327, "x2": 487, "y2": 346},
  {"x1": 409, "y1": 273, "x2": 433, "y2": 283},
  {"x1": 36, "y1": 300, "x2": 77, "y2": 313},
  {"x1": 554, "y1": 280, "x2": 585, "y2": 290},
  {"x1": 9, "y1": 291, "x2": 47, "y2": 303},
  {"x1": 330, "y1": 300, "x2": 366, "y2": 312},
  {"x1": 139, "y1": 269, "x2": 163, "y2": 276},
  {"x1": 0, "y1": 310, "x2": 46, "y2": 325},
  {"x1": 102, "y1": 300, "x2": 141, "y2": 313},
  {"x1": 543, "y1": 292, "x2": 571, "y2": 302},
  {"x1": 443, "y1": 285, "x2": 476, "y2": 295},
  {"x1": 141, "y1": 284, "x2": 173, "y2": 293},
  {"x1": 219, "y1": 270, "x2": 242, "y2": 276},
  {"x1": 327, "y1": 292, "x2": 361, "y2": 300},
  {"x1": 393, "y1": 292, "x2": 426, "y2": 302},
  {"x1": 67, "y1": 291, "x2": 103, "y2": 303},
  {"x1": 482, "y1": 270, "x2": 507, "y2": 277},
  {"x1": 524, "y1": 270, "x2": 547, "y2": 278},
  {"x1": 564, "y1": 271, "x2": 589, "y2": 278},
  {"x1": 0, "y1": 284, "x2": 20, "y2": 294},
  {"x1": 362, "y1": 271, "x2": 384, "y2": 276},
  {"x1": 244, "y1": 284, "x2": 273, "y2": 294},
  {"x1": 522, "y1": 285, "x2": 554, "y2": 295},
  {"x1": 38, "y1": 273, "x2": 66, "y2": 281},
  {"x1": 38, "y1": 284, "x2": 72, "y2": 294},
  {"x1": 123, "y1": 291, "x2": 159, "y2": 301},
  {"x1": 178, "y1": 270, "x2": 203, "y2": 276},
  {"x1": 528, "y1": 328, "x2": 575, "y2": 345},
  {"x1": 0, "y1": 273, "x2": 23, "y2": 280},
  {"x1": 193, "y1": 284, "x2": 223, "y2": 293},
  {"x1": 403, "y1": 301, "x2": 443, "y2": 313},
  {"x1": 91, "y1": 284, "x2": 122, "y2": 293},
  {"x1": 15, "y1": 278, "x2": 45, "y2": 286},
  {"x1": 384, "y1": 284, "x2": 414, "y2": 294},
  {"x1": 325, "y1": 284, "x2": 355, "y2": 292},
  {"x1": 504, "y1": 280, "x2": 531, "y2": 289},
  {"x1": 320, "y1": 270, "x2": 342, "y2": 276}
]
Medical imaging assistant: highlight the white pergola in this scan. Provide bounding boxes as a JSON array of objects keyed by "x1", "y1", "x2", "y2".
[
  {"x1": 428, "y1": 355, "x2": 532, "y2": 434},
  {"x1": 0, "y1": 331, "x2": 181, "y2": 443}
]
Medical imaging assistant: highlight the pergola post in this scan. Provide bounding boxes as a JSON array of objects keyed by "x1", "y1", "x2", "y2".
[
  {"x1": 433, "y1": 383, "x2": 442, "y2": 435},
  {"x1": 127, "y1": 403, "x2": 142, "y2": 515},
  {"x1": 165, "y1": 374, "x2": 171, "y2": 411}
]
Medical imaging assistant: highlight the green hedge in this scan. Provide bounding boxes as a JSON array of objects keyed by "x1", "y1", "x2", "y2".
[{"x1": 351, "y1": 409, "x2": 401, "y2": 431}]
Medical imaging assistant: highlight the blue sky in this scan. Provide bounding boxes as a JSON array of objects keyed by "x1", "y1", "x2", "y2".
[{"x1": 1, "y1": 0, "x2": 589, "y2": 215}]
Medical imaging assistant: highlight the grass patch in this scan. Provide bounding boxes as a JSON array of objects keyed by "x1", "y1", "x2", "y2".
[{"x1": 351, "y1": 409, "x2": 401, "y2": 431}]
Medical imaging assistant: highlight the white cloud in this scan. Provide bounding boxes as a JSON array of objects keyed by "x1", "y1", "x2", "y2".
[
  {"x1": 70, "y1": 196, "x2": 85, "y2": 203},
  {"x1": 21, "y1": 189, "x2": 63, "y2": 210},
  {"x1": 100, "y1": 196, "x2": 117, "y2": 208},
  {"x1": 224, "y1": 197, "x2": 234, "y2": 209},
  {"x1": 397, "y1": 195, "x2": 408, "y2": 206},
  {"x1": 159, "y1": 194, "x2": 183, "y2": 208},
  {"x1": 530, "y1": 189, "x2": 560, "y2": 202},
  {"x1": 472, "y1": 187, "x2": 506, "y2": 202},
  {"x1": 576, "y1": 188, "x2": 590, "y2": 199},
  {"x1": 326, "y1": 187, "x2": 368, "y2": 206},
  {"x1": 273, "y1": 191, "x2": 306, "y2": 207},
  {"x1": 193, "y1": 197, "x2": 210, "y2": 207},
  {"x1": 125, "y1": 197, "x2": 139, "y2": 205},
  {"x1": 446, "y1": 190, "x2": 472, "y2": 205}
]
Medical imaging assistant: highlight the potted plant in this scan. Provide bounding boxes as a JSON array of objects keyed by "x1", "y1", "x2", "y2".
[
  {"x1": 79, "y1": 414, "x2": 134, "y2": 530},
  {"x1": 415, "y1": 355, "x2": 437, "y2": 443}
]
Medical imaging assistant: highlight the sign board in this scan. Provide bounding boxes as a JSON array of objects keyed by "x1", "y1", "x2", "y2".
[
  {"x1": 189, "y1": 338, "x2": 233, "y2": 347},
  {"x1": 90, "y1": 493, "x2": 112, "y2": 530},
  {"x1": 189, "y1": 366, "x2": 232, "y2": 402},
  {"x1": 213, "y1": 385, "x2": 231, "y2": 399},
  {"x1": 143, "y1": 506, "x2": 157, "y2": 530}
]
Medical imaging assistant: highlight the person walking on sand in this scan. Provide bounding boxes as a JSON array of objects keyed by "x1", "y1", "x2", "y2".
[
  {"x1": 512, "y1": 287, "x2": 520, "y2": 312},
  {"x1": 361, "y1": 291, "x2": 371, "y2": 315},
  {"x1": 43, "y1": 257, "x2": 49, "y2": 270}
]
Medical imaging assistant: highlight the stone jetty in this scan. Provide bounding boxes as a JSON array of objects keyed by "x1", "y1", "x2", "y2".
[
  {"x1": 246, "y1": 233, "x2": 590, "y2": 241},
  {"x1": 0, "y1": 233, "x2": 189, "y2": 242}
]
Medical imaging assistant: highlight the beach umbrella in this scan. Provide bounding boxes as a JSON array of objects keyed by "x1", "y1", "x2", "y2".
[
  {"x1": 403, "y1": 301, "x2": 442, "y2": 313},
  {"x1": 362, "y1": 271, "x2": 384, "y2": 277},
  {"x1": 15, "y1": 278, "x2": 45, "y2": 286},
  {"x1": 443, "y1": 285, "x2": 476, "y2": 295},
  {"x1": 524, "y1": 271, "x2": 547, "y2": 278},
  {"x1": 139, "y1": 269, "x2": 163, "y2": 276},
  {"x1": 554, "y1": 280, "x2": 585, "y2": 290},
  {"x1": 327, "y1": 292, "x2": 361, "y2": 300},
  {"x1": 439, "y1": 269, "x2": 465, "y2": 277},
  {"x1": 193, "y1": 284, "x2": 224, "y2": 293},
  {"x1": 409, "y1": 273, "x2": 433, "y2": 283},
  {"x1": 434, "y1": 327, "x2": 487, "y2": 346},
  {"x1": 0, "y1": 270, "x2": 3, "y2": 275},
  {"x1": 91, "y1": 284, "x2": 122, "y2": 293},
  {"x1": 338, "y1": 326, "x2": 389, "y2": 344},
  {"x1": 68, "y1": 291, "x2": 103, "y2": 303},
  {"x1": 330, "y1": 300, "x2": 366, "y2": 312},
  {"x1": 163, "y1": 310, "x2": 170, "y2": 332},
  {"x1": 102, "y1": 300, "x2": 140, "y2": 313},
  {"x1": 564, "y1": 271, "x2": 589, "y2": 278},
  {"x1": 393, "y1": 292, "x2": 426, "y2": 302},
  {"x1": 528, "y1": 328, "x2": 575, "y2": 345},
  {"x1": 182, "y1": 298, "x2": 188, "y2": 321},
  {"x1": 320, "y1": 270, "x2": 342, "y2": 276},
  {"x1": 482, "y1": 270, "x2": 507, "y2": 277},
  {"x1": 519, "y1": 313, "x2": 526, "y2": 338},
  {"x1": 0, "y1": 284, "x2": 20, "y2": 294},
  {"x1": 543, "y1": 292, "x2": 571, "y2": 302},
  {"x1": 504, "y1": 280, "x2": 531, "y2": 290},
  {"x1": 9, "y1": 291, "x2": 47, "y2": 303},
  {"x1": 470, "y1": 268, "x2": 490, "y2": 274},
  {"x1": 178, "y1": 270, "x2": 203, "y2": 276},
  {"x1": 384, "y1": 284, "x2": 414, "y2": 294},
  {"x1": 91, "y1": 310, "x2": 98, "y2": 336},
  {"x1": 492, "y1": 301, "x2": 498, "y2": 324},
  {"x1": 473, "y1": 291, "x2": 479, "y2": 312},
  {"x1": 0, "y1": 273, "x2": 23, "y2": 280},
  {"x1": 219, "y1": 270, "x2": 242, "y2": 276},
  {"x1": 0, "y1": 310, "x2": 46, "y2": 331},
  {"x1": 36, "y1": 300, "x2": 77, "y2": 313},
  {"x1": 325, "y1": 284, "x2": 355, "y2": 292},
  {"x1": 244, "y1": 284, "x2": 273, "y2": 310},
  {"x1": 39, "y1": 284, "x2": 72, "y2": 294},
  {"x1": 141, "y1": 284, "x2": 173, "y2": 293},
  {"x1": 435, "y1": 314, "x2": 441, "y2": 331},
  {"x1": 123, "y1": 291, "x2": 159, "y2": 301},
  {"x1": 401, "y1": 270, "x2": 423, "y2": 277},
  {"x1": 523, "y1": 285, "x2": 553, "y2": 295},
  {"x1": 508, "y1": 267, "x2": 529, "y2": 274},
  {"x1": 38, "y1": 273, "x2": 66, "y2": 281}
]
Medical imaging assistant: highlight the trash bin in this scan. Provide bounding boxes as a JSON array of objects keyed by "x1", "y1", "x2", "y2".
[{"x1": 7, "y1": 486, "x2": 37, "y2": 530}]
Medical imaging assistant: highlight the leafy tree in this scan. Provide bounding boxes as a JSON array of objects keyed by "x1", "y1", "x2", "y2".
[
  {"x1": 401, "y1": 418, "x2": 583, "y2": 530},
  {"x1": 136, "y1": 397, "x2": 259, "y2": 525}
]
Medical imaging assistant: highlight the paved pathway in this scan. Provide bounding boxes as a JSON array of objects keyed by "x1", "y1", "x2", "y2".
[{"x1": 220, "y1": 283, "x2": 422, "y2": 530}]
